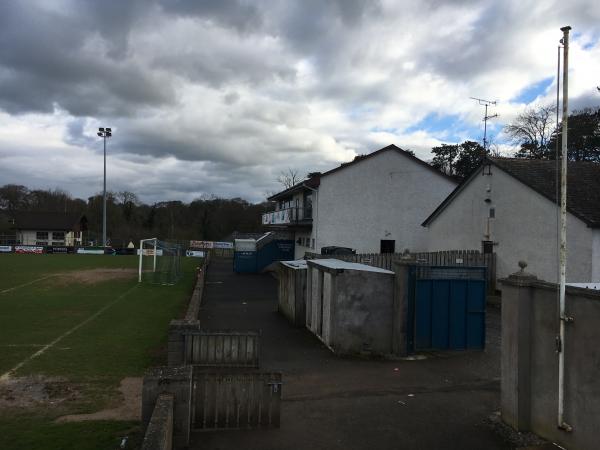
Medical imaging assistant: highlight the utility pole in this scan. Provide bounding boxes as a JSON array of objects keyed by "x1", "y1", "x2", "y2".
[
  {"x1": 557, "y1": 25, "x2": 572, "y2": 433},
  {"x1": 470, "y1": 97, "x2": 498, "y2": 152},
  {"x1": 97, "y1": 127, "x2": 112, "y2": 247}
]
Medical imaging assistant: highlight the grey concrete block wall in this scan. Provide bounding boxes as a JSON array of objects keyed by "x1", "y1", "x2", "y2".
[
  {"x1": 306, "y1": 260, "x2": 395, "y2": 356},
  {"x1": 501, "y1": 270, "x2": 600, "y2": 450},
  {"x1": 142, "y1": 366, "x2": 193, "y2": 449},
  {"x1": 141, "y1": 393, "x2": 174, "y2": 450}
]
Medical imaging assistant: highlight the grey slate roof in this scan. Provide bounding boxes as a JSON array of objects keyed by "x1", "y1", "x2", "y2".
[
  {"x1": 11, "y1": 211, "x2": 85, "y2": 231},
  {"x1": 422, "y1": 158, "x2": 600, "y2": 228}
]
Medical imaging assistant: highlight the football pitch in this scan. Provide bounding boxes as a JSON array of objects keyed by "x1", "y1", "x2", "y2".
[{"x1": 0, "y1": 253, "x2": 198, "y2": 450}]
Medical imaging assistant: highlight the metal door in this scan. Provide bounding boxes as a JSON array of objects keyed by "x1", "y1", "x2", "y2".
[
  {"x1": 408, "y1": 266, "x2": 486, "y2": 352},
  {"x1": 192, "y1": 371, "x2": 282, "y2": 431}
]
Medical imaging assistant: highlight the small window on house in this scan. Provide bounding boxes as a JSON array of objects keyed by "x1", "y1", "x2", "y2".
[
  {"x1": 312, "y1": 239, "x2": 315, "y2": 249},
  {"x1": 36, "y1": 231, "x2": 48, "y2": 240},
  {"x1": 489, "y1": 208, "x2": 495, "y2": 218},
  {"x1": 380, "y1": 240, "x2": 395, "y2": 254},
  {"x1": 482, "y1": 240, "x2": 494, "y2": 254},
  {"x1": 52, "y1": 231, "x2": 65, "y2": 240}
]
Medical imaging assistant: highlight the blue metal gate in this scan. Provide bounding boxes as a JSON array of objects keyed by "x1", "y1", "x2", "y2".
[{"x1": 408, "y1": 266, "x2": 486, "y2": 352}]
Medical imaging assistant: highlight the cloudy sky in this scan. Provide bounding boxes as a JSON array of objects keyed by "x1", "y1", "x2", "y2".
[{"x1": 0, "y1": 0, "x2": 599, "y2": 203}]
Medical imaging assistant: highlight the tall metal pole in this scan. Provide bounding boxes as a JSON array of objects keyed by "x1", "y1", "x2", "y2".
[
  {"x1": 558, "y1": 25, "x2": 572, "y2": 433},
  {"x1": 483, "y1": 103, "x2": 488, "y2": 151},
  {"x1": 103, "y1": 135, "x2": 107, "y2": 248}
]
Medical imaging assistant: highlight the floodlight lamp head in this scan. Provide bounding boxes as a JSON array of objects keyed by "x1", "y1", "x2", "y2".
[
  {"x1": 106, "y1": 127, "x2": 112, "y2": 132},
  {"x1": 99, "y1": 127, "x2": 105, "y2": 132},
  {"x1": 106, "y1": 132, "x2": 112, "y2": 137},
  {"x1": 97, "y1": 132, "x2": 102, "y2": 137}
]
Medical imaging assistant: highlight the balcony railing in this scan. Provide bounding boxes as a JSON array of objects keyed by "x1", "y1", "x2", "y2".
[{"x1": 262, "y1": 206, "x2": 312, "y2": 225}]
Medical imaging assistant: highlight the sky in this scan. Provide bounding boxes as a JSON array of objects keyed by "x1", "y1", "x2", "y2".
[{"x1": 0, "y1": 0, "x2": 599, "y2": 204}]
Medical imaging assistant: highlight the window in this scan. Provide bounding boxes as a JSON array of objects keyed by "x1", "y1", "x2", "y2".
[
  {"x1": 489, "y1": 208, "x2": 495, "y2": 218},
  {"x1": 52, "y1": 231, "x2": 65, "y2": 240},
  {"x1": 312, "y1": 239, "x2": 315, "y2": 249},
  {"x1": 482, "y1": 240, "x2": 494, "y2": 254},
  {"x1": 36, "y1": 231, "x2": 48, "y2": 240},
  {"x1": 380, "y1": 240, "x2": 395, "y2": 254}
]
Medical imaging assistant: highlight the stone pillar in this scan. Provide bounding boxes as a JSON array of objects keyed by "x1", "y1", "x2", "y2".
[
  {"x1": 167, "y1": 320, "x2": 200, "y2": 366},
  {"x1": 500, "y1": 261, "x2": 537, "y2": 431},
  {"x1": 392, "y1": 257, "x2": 415, "y2": 356},
  {"x1": 142, "y1": 366, "x2": 193, "y2": 449}
]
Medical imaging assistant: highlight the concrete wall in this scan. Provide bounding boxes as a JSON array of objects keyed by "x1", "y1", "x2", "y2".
[
  {"x1": 501, "y1": 269, "x2": 600, "y2": 450},
  {"x1": 592, "y1": 229, "x2": 600, "y2": 281},
  {"x1": 141, "y1": 394, "x2": 174, "y2": 450},
  {"x1": 142, "y1": 366, "x2": 192, "y2": 449},
  {"x1": 316, "y1": 150, "x2": 456, "y2": 254},
  {"x1": 426, "y1": 165, "x2": 594, "y2": 283},
  {"x1": 306, "y1": 260, "x2": 395, "y2": 356}
]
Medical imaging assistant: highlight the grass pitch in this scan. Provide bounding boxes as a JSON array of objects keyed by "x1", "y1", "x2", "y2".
[{"x1": 0, "y1": 253, "x2": 199, "y2": 450}]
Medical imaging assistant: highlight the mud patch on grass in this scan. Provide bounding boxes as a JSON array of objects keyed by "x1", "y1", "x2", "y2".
[
  {"x1": 55, "y1": 377, "x2": 141, "y2": 422},
  {"x1": 0, "y1": 375, "x2": 79, "y2": 409},
  {"x1": 54, "y1": 268, "x2": 137, "y2": 285}
]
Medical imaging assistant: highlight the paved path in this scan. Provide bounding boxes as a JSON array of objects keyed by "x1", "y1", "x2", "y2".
[{"x1": 191, "y1": 257, "x2": 508, "y2": 450}]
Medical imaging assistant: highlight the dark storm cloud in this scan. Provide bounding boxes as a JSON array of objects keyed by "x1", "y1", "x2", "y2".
[{"x1": 0, "y1": 1, "x2": 174, "y2": 116}]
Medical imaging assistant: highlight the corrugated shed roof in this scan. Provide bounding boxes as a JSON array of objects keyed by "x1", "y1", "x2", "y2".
[
  {"x1": 11, "y1": 211, "x2": 85, "y2": 231},
  {"x1": 422, "y1": 158, "x2": 600, "y2": 227}
]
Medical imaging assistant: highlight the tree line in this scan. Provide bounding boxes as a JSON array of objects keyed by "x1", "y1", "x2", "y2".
[
  {"x1": 430, "y1": 106, "x2": 600, "y2": 180},
  {"x1": 0, "y1": 185, "x2": 269, "y2": 246}
]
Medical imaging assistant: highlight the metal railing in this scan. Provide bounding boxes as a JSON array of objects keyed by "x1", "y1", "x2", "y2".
[{"x1": 261, "y1": 206, "x2": 312, "y2": 225}]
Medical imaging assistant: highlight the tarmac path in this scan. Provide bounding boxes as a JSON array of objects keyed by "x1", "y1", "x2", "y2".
[{"x1": 190, "y1": 256, "x2": 508, "y2": 450}]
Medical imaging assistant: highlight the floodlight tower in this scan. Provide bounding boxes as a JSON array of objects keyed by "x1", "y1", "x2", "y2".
[
  {"x1": 97, "y1": 127, "x2": 112, "y2": 247},
  {"x1": 470, "y1": 97, "x2": 498, "y2": 152}
]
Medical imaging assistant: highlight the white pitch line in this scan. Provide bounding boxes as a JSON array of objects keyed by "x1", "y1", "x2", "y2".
[
  {"x1": 0, "y1": 275, "x2": 58, "y2": 295},
  {"x1": 0, "y1": 284, "x2": 139, "y2": 381}
]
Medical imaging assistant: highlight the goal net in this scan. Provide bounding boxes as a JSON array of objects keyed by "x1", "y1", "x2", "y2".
[{"x1": 138, "y1": 238, "x2": 182, "y2": 285}]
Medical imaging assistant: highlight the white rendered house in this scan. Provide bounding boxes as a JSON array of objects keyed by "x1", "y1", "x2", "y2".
[
  {"x1": 422, "y1": 158, "x2": 600, "y2": 283},
  {"x1": 263, "y1": 144, "x2": 457, "y2": 259}
]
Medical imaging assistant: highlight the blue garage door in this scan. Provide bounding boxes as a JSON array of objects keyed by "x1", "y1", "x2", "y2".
[{"x1": 409, "y1": 266, "x2": 486, "y2": 352}]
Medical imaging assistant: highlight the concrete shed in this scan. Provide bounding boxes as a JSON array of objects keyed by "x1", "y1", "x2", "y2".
[
  {"x1": 277, "y1": 260, "x2": 308, "y2": 326},
  {"x1": 306, "y1": 259, "x2": 395, "y2": 356}
]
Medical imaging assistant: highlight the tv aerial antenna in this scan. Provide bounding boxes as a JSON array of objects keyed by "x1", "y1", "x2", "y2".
[{"x1": 470, "y1": 97, "x2": 498, "y2": 152}]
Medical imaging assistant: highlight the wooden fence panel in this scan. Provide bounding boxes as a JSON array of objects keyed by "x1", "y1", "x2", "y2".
[
  {"x1": 192, "y1": 371, "x2": 282, "y2": 431},
  {"x1": 184, "y1": 331, "x2": 260, "y2": 368}
]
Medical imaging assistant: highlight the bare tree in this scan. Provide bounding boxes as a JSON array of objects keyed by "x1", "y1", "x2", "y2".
[
  {"x1": 504, "y1": 105, "x2": 555, "y2": 159},
  {"x1": 276, "y1": 168, "x2": 301, "y2": 189}
]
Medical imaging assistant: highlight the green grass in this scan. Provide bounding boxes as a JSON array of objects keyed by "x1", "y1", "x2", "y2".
[{"x1": 0, "y1": 253, "x2": 198, "y2": 450}]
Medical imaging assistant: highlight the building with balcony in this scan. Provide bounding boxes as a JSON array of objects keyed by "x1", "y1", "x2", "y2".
[{"x1": 263, "y1": 144, "x2": 457, "y2": 259}]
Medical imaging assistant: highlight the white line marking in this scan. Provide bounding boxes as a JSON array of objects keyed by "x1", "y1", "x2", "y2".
[
  {"x1": 0, "y1": 284, "x2": 139, "y2": 381},
  {"x1": 0, "y1": 275, "x2": 57, "y2": 295}
]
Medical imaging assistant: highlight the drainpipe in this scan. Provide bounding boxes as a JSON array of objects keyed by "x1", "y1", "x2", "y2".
[
  {"x1": 557, "y1": 25, "x2": 572, "y2": 433},
  {"x1": 302, "y1": 184, "x2": 318, "y2": 254}
]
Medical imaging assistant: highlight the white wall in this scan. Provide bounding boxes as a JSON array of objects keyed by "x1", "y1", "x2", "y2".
[
  {"x1": 294, "y1": 229, "x2": 315, "y2": 259},
  {"x1": 315, "y1": 150, "x2": 456, "y2": 254},
  {"x1": 425, "y1": 165, "x2": 594, "y2": 283}
]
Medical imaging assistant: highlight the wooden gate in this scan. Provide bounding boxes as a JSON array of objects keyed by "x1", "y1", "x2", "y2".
[{"x1": 191, "y1": 371, "x2": 282, "y2": 431}]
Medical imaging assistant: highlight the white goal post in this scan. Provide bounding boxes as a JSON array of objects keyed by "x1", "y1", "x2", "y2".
[
  {"x1": 139, "y1": 238, "x2": 158, "y2": 283},
  {"x1": 138, "y1": 238, "x2": 183, "y2": 285}
]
